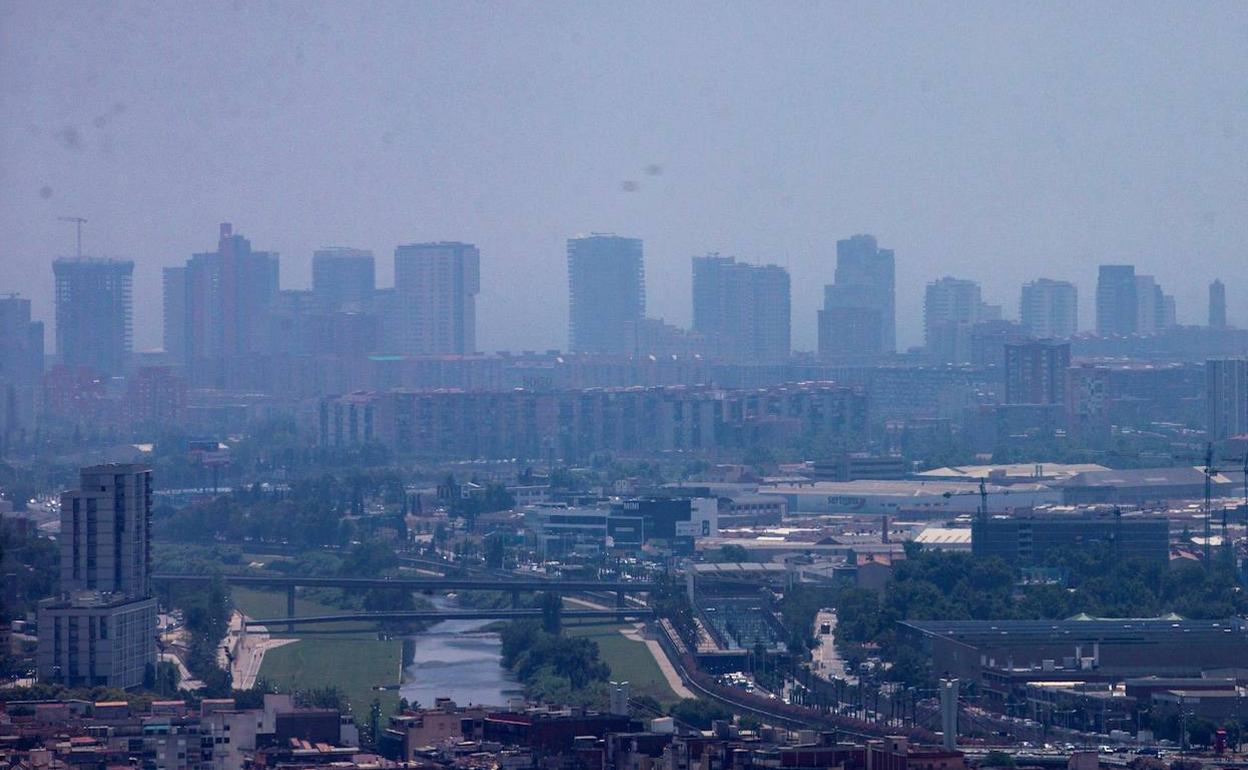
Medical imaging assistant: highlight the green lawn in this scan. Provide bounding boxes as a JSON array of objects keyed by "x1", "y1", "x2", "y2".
[
  {"x1": 256, "y1": 636, "x2": 401, "y2": 716},
  {"x1": 231, "y1": 587, "x2": 402, "y2": 714},
  {"x1": 563, "y1": 620, "x2": 682, "y2": 706}
]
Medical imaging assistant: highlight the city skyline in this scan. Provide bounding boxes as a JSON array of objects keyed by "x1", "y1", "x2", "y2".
[
  {"x1": 23, "y1": 223, "x2": 1244, "y2": 359},
  {"x1": 30, "y1": 224, "x2": 1241, "y2": 362},
  {"x1": 1, "y1": 3, "x2": 1244, "y2": 354}
]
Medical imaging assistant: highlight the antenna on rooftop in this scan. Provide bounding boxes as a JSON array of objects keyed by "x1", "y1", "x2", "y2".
[{"x1": 58, "y1": 216, "x2": 87, "y2": 258}]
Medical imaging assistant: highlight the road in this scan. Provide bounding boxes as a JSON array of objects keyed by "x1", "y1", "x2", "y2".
[
  {"x1": 812, "y1": 608, "x2": 856, "y2": 684},
  {"x1": 221, "y1": 610, "x2": 297, "y2": 690}
]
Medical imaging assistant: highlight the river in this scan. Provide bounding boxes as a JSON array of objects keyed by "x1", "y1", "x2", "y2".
[{"x1": 399, "y1": 596, "x2": 521, "y2": 708}]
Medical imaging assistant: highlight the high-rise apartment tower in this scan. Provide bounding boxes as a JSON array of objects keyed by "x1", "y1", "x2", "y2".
[
  {"x1": 38, "y1": 464, "x2": 157, "y2": 689},
  {"x1": 391, "y1": 242, "x2": 480, "y2": 355},
  {"x1": 567, "y1": 234, "x2": 644, "y2": 355},
  {"x1": 1020, "y1": 279, "x2": 1078, "y2": 339},
  {"x1": 692, "y1": 255, "x2": 790, "y2": 363}
]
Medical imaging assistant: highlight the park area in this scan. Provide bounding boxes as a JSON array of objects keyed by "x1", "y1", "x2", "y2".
[{"x1": 231, "y1": 587, "x2": 403, "y2": 715}]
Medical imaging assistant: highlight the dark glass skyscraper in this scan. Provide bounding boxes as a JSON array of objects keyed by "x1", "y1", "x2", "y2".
[
  {"x1": 567, "y1": 234, "x2": 644, "y2": 355},
  {"x1": 1095, "y1": 264, "x2": 1137, "y2": 336}
]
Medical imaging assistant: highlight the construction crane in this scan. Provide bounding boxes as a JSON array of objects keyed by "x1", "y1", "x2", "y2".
[
  {"x1": 1203, "y1": 443, "x2": 1214, "y2": 565},
  {"x1": 941, "y1": 477, "x2": 991, "y2": 523},
  {"x1": 1242, "y1": 449, "x2": 1248, "y2": 511},
  {"x1": 58, "y1": 216, "x2": 87, "y2": 257},
  {"x1": 1198, "y1": 443, "x2": 1241, "y2": 567}
]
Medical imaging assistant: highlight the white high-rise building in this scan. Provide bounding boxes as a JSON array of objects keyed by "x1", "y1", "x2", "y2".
[
  {"x1": 393, "y1": 242, "x2": 480, "y2": 355},
  {"x1": 924, "y1": 277, "x2": 998, "y2": 362},
  {"x1": 1020, "y1": 279, "x2": 1078, "y2": 339}
]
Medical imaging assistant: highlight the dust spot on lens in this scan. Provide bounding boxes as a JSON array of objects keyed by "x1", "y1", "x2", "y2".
[
  {"x1": 54, "y1": 126, "x2": 82, "y2": 151},
  {"x1": 620, "y1": 180, "x2": 639, "y2": 192}
]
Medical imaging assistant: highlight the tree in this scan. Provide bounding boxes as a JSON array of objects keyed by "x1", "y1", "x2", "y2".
[
  {"x1": 499, "y1": 620, "x2": 611, "y2": 703},
  {"x1": 671, "y1": 698, "x2": 732, "y2": 729},
  {"x1": 177, "y1": 576, "x2": 233, "y2": 697},
  {"x1": 708, "y1": 544, "x2": 751, "y2": 563},
  {"x1": 233, "y1": 679, "x2": 277, "y2": 709},
  {"x1": 339, "y1": 541, "x2": 400, "y2": 578},
  {"x1": 296, "y1": 685, "x2": 349, "y2": 711},
  {"x1": 149, "y1": 661, "x2": 181, "y2": 697},
  {"x1": 540, "y1": 592, "x2": 563, "y2": 634},
  {"x1": 485, "y1": 535, "x2": 507, "y2": 570}
]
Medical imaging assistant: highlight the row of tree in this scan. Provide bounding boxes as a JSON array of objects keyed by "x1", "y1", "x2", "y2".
[{"x1": 779, "y1": 543, "x2": 1248, "y2": 689}]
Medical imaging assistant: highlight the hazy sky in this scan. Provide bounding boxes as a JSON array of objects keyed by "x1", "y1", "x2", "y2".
[{"x1": 2, "y1": 2, "x2": 1245, "y2": 353}]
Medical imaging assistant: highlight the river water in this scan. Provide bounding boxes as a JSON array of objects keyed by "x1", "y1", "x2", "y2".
[{"x1": 399, "y1": 596, "x2": 521, "y2": 709}]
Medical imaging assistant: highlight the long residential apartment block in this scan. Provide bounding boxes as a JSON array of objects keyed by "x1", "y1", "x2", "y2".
[{"x1": 316, "y1": 382, "x2": 868, "y2": 461}]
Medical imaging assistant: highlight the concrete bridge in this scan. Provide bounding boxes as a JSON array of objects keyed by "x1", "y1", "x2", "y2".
[
  {"x1": 242, "y1": 607, "x2": 654, "y2": 628},
  {"x1": 153, "y1": 572, "x2": 658, "y2": 631}
]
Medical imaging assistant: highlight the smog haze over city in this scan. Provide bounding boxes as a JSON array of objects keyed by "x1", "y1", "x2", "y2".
[
  {"x1": 8, "y1": 2, "x2": 1248, "y2": 766},
  {"x1": 2, "y1": 2, "x2": 1245, "y2": 351}
]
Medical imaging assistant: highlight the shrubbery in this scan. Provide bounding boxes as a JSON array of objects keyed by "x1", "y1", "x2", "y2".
[{"x1": 499, "y1": 620, "x2": 611, "y2": 707}]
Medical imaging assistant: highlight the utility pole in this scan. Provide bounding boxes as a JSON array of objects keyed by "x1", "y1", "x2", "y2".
[{"x1": 58, "y1": 216, "x2": 87, "y2": 257}]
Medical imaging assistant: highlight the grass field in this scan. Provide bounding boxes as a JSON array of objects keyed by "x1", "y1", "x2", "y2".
[
  {"x1": 255, "y1": 637, "x2": 401, "y2": 716},
  {"x1": 231, "y1": 587, "x2": 402, "y2": 715},
  {"x1": 564, "y1": 620, "x2": 680, "y2": 706}
]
